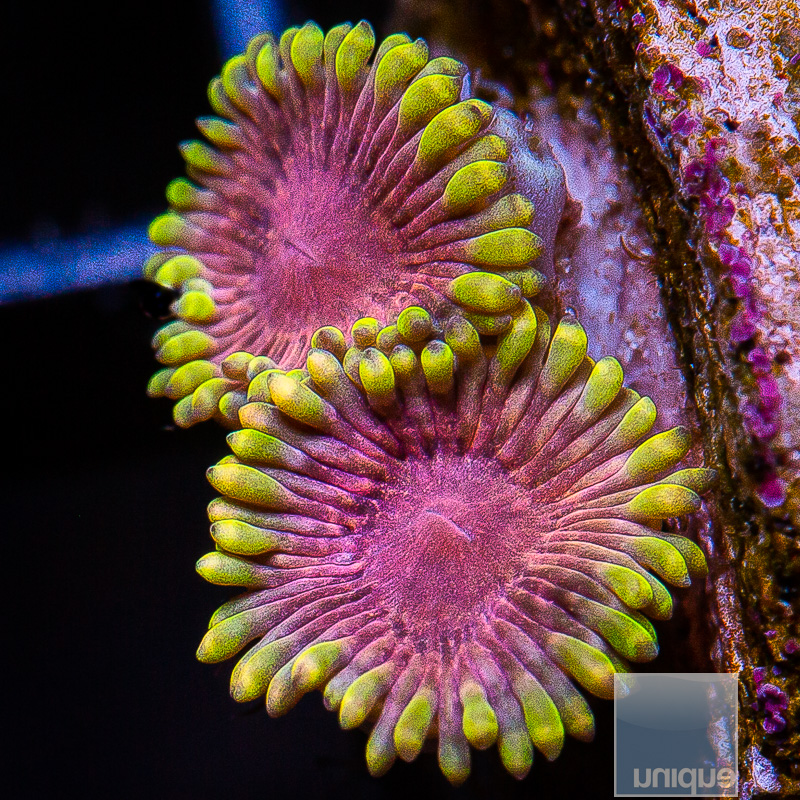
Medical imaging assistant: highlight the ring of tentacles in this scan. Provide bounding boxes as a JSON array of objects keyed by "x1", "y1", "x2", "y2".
[
  {"x1": 144, "y1": 20, "x2": 565, "y2": 427},
  {"x1": 196, "y1": 300, "x2": 713, "y2": 784}
]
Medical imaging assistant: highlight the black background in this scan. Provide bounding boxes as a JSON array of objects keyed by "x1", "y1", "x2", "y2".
[{"x1": 3, "y1": 1, "x2": 616, "y2": 797}]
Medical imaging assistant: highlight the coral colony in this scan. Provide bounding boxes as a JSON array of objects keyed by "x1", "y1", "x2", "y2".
[{"x1": 145, "y1": 21, "x2": 714, "y2": 784}]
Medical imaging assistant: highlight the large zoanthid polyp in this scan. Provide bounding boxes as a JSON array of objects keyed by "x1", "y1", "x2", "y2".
[
  {"x1": 195, "y1": 299, "x2": 714, "y2": 784},
  {"x1": 144, "y1": 20, "x2": 566, "y2": 427}
]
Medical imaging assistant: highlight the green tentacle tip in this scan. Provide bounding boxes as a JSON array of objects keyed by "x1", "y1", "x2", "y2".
[
  {"x1": 152, "y1": 320, "x2": 191, "y2": 349},
  {"x1": 153, "y1": 255, "x2": 204, "y2": 288},
  {"x1": 499, "y1": 728, "x2": 533, "y2": 780},
  {"x1": 513, "y1": 676, "x2": 564, "y2": 760},
  {"x1": 231, "y1": 640, "x2": 290, "y2": 702},
  {"x1": 165, "y1": 360, "x2": 217, "y2": 399},
  {"x1": 624, "y1": 427, "x2": 692, "y2": 484},
  {"x1": 444, "y1": 316, "x2": 481, "y2": 361},
  {"x1": 459, "y1": 228, "x2": 543, "y2": 269},
  {"x1": 196, "y1": 623, "x2": 245, "y2": 664},
  {"x1": 467, "y1": 134, "x2": 510, "y2": 164},
  {"x1": 350, "y1": 317, "x2": 381, "y2": 348},
  {"x1": 256, "y1": 39, "x2": 280, "y2": 96},
  {"x1": 307, "y1": 348, "x2": 345, "y2": 387},
  {"x1": 662, "y1": 534, "x2": 708, "y2": 578},
  {"x1": 394, "y1": 692, "x2": 435, "y2": 761},
  {"x1": 598, "y1": 563, "x2": 654, "y2": 609},
  {"x1": 191, "y1": 378, "x2": 232, "y2": 419},
  {"x1": 614, "y1": 396, "x2": 658, "y2": 445},
  {"x1": 389, "y1": 344, "x2": 418, "y2": 379},
  {"x1": 172, "y1": 290, "x2": 216, "y2": 323},
  {"x1": 443, "y1": 160, "x2": 508, "y2": 214},
  {"x1": 421, "y1": 340, "x2": 455, "y2": 394},
  {"x1": 462, "y1": 310, "x2": 512, "y2": 336},
  {"x1": 268, "y1": 373, "x2": 328, "y2": 427},
  {"x1": 422, "y1": 56, "x2": 465, "y2": 77},
  {"x1": 196, "y1": 117, "x2": 242, "y2": 148},
  {"x1": 374, "y1": 33, "x2": 411, "y2": 63},
  {"x1": 448, "y1": 271, "x2": 522, "y2": 314},
  {"x1": 220, "y1": 351, "x2": 255, "y2": 380},
  {"x1": 496, "y1": 302, "x2": 538, "y2": 374},
  {"x1": 488, "y1": 193, "x2": 536, "y2": 229},
  {"x1": 290, "y1": 22, "x2": 324, "y2": 84},
  {"x1": 148, "y1": 212, "x2": 191, "y2": 246},
  {"x1": 396, "y1": 306, "x2": 432, "y2": 342},
  {"x1": 559, "y1": 695, "x2": 596, "y2": 742},
  {"x1": 374, "y1": 39, "x2": 429, "y2": 105},
  {"x1": 360, "y1": 348, "x2": 396, "y2": 401},
  {"x1": 539, "y1": 315, "x2": 589, "y2": 396},
  {"x1": 218, "y1": 390, "x2": 246, "y2": 422},
  {"x1": 335, "y1": 20, "x2": 375, "y2": 91},
  {"x1": 439, "y1": 741, "x2": 471, "y2": 786},
  {"x1": 179, "y1": 140, "x2": 231, "y2": 175},
  {"x1": 246, "y1": 368, "x2": 280, "y2": 403},
  {"x1": 265, "y1": 663, "x2": 301, "y2": 718},
  {"x1": 366, "y1": 736, "x2": 395, "y2": 778},
  {"x1": 398, "y1": 73, "x2": 462, "y2": 131},
  {"x1": 211, "y1": 519, "x2": 279, "y2": 555},
  {"x1": 142, "y1": 251, "x2": 172, "y2": 281},
  {"x1": 166, "y1": 178, "x2": 207, "y2": 210},
  {"x1": 376, "y1": 324, "x2": 401, "y2": 353},
  {"x1": 588, "y1": 603, "x2": 658, "y2": 662},
  {"x1": 323, "y1": 24, "x2": 350, "y2": 66},
  {"x1": 417, "y1": 100, "x2": 492, "y2": 171},
  {"x1": 644, "y1": 574, "x2": 675, "y2": 620},
  {"x1": 618, "y1": 536, "x2": 691, "y2": 588},
  {"x1": 660, "y1": 467, "x2": 717, "y2": 494},
  {"x1": 628, "y1": 483, "x2": 702, "y2": 520},
  {"x1": 311, "y1": 326, "x2": 348, "y2": 360},
  {"x1": 227, "y1": 428, "x2": 287, "y2": 466},
  {"x1": 505, "y1": 268, "x2": 546, "y2": 298},
  {"x1": 339, "y1": 665, "x2": 392, "y2": 730},
  {"x1": 172, "y1": 394, "x2": 196, "y2": 427},
  {"x1": 279, "y1": 27, "x2": 300, "y2": 61},
  {"x1": 549, "y1": 634, "x2": 617, "y2": 699},
  {"x1": 155, "y1": 330, "x2": 216, "y2": 364},
  {"x1": 246, "y1": 355, "x2": 277, "y2": 380},
  {"x1": 460, "y1": 683, "x2": 498, "y2": 749},
  {"x1": 206, "y1": 462, "x2": 289, "y2": 509},
  {"x1": 146, "y1": 368, "x2": 173, "y2": 398},
  {"x1": 195, "y1": 551, "x2": 256, "y2": 587},
  {"x1": 291, "y1": 642, "x2": 345, "y2": 691},
  {"x1": 221, "y1": 55, "x2": 252, "y2": 108},
  {"x1": 579, "y1": 357, "x2": 624, "y2": 417}
]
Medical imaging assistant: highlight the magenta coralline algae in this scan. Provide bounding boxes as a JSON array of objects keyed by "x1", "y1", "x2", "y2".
[
  {"x1": 631, "y1": 2, "x2": 800, "y2": 513},
  {"x1": 196, "y1": 301, "x2": 713, "y2": 783},
  {"x1": 672, "y1": 122, "x2": 786, "y2": 509},
  {"x1": 143, "y1": 20, "x2": 566, "y2": 428},
  {"x1": 753, "y1": 667, "x2": 789, "y2": 734}
]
